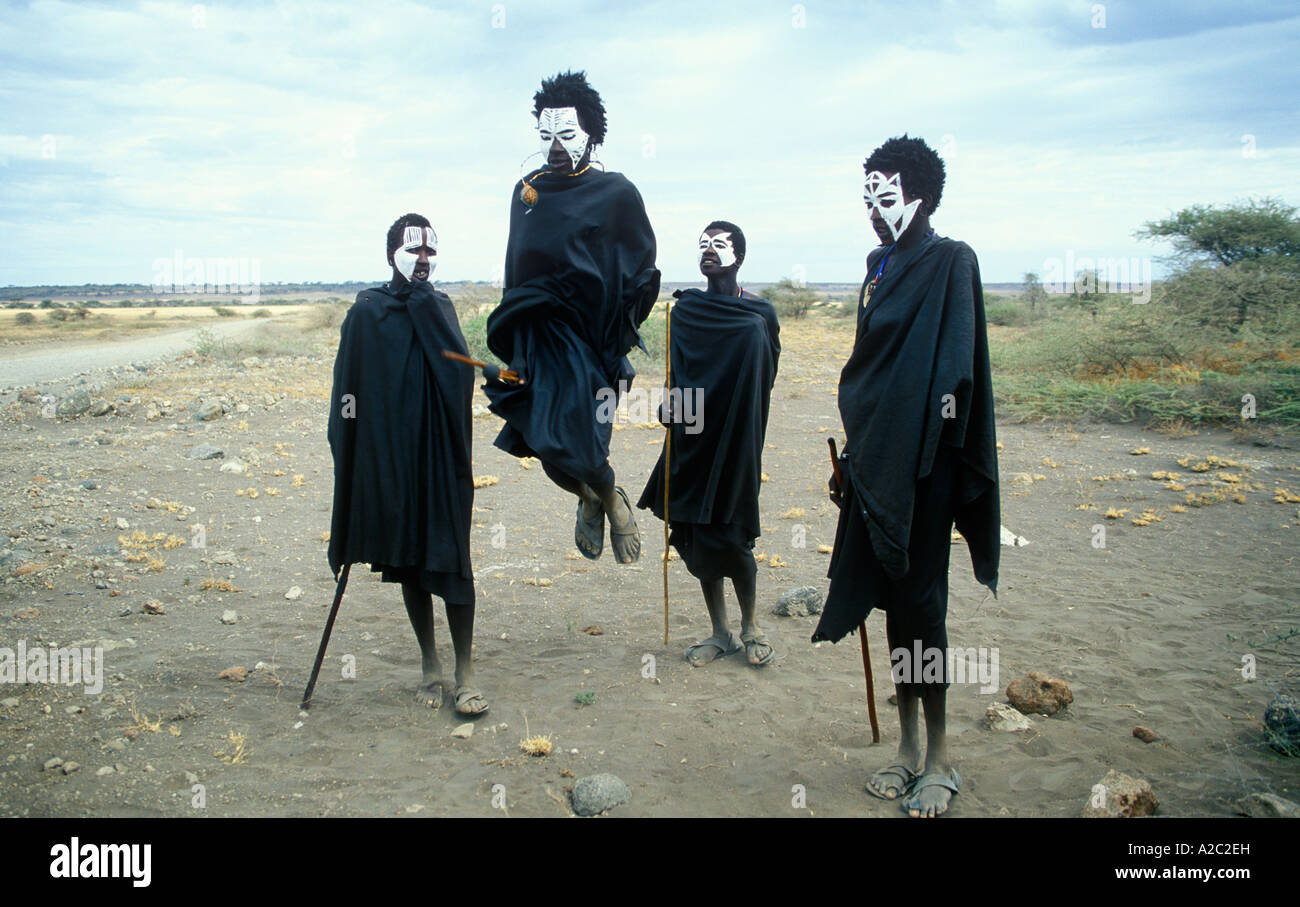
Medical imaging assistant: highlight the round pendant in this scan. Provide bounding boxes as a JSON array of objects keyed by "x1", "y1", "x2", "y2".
[{"x1": 520, "y1": 183, "x2": 538, "y2": 207}]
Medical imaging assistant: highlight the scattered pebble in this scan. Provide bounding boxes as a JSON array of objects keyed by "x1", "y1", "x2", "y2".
[
  {"x1": 1132, "y1": 726, "x2": 1157, "y2": 743},
  {"x1": 450, "y1": 723, "x2": 474, "y2": 739},
  {"x1": 284, "y1": 586, "x2": 303, "y2": 601},
  {"x1": 220, "y1": 610, "x2": 237, "y2": 625},
  {"x1": 773, "y1": 586, "x2": 823, "y2": 617},
  {"x1": 217, "y1": 666, "x2": 248, "y2": 682},
  {"x1": 571, "y1": 773, "x2": 631, "y2": 817}
]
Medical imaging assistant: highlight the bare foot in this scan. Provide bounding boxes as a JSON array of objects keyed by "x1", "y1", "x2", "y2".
[
  {"x1": 415, "y1": 679, "x2": 446, "y2": 710},
  {"x1": 866, "y1": 763, "x2": 918, "y2": 800}
]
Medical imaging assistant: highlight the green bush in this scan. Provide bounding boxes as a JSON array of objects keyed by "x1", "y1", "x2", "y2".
[
  {"x1": 14, "y1": 311, "x2": 36, "y2": 325},
  {"x1": 985, "y1": 301, "x2": 1031, "y2": 327},
  {"x1": 212, "y1": 305, "x2": 238, "y2": 317}
]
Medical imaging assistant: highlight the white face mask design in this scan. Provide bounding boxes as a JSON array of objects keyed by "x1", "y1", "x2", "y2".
[
  {"x1": 537, "y1": 106, "x2": 590, "y2": 169},
  {"x1": 698, "y1": 231, "x2": 737, "y2": 268},
  {"x1": 863, "y1": 170, "x2": 922, "y2": 242},
  {"x1": 392, "y1": 225, "x2": 437, "y2": 281}
]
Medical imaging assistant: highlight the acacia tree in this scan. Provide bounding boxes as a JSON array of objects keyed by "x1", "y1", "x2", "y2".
[
  {"x1": 1137, "y1": 197, "x2": 1300, "y2": 269},
  {"x1": 1138, "y1": 198, "x2": 1299, "y2": 329}
]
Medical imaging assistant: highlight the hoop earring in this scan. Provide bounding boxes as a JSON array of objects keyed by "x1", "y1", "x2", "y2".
[
  {"x1": 589, "y1": 149, "x2": 605, "y2": 172},
  {"x1": 518, "y1": 150, "x2": 546, "y2": 179}
]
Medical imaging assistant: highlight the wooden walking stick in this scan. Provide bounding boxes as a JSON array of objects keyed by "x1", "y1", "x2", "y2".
[
  {"x1": 301, "y1": 563, "x2": 351, "y2": 710},
  {"x1": 662, "y1": 299, "x2": 672, "y2": 646},
  {"x1": 829, "y1": 438, "x2": 880, "y2": 744},
  {"x1": 440, "y1": 350, "x2": 523, "y2": 385}
]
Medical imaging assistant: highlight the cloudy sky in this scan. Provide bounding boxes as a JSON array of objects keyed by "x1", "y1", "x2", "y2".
[{"x1": 1, "y1": 0, "x2": 1297, "y2": 288}]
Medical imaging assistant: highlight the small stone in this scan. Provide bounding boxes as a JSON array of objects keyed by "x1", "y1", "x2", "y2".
[
  {"x1": 773, "y1": 586, "x2": 824, "y2": 617},
  {"x1": 218, "y1": 460, "x2": 245, "y2": 474},
  {"x1": 984, "y1": 702, "x2": 1032, "y2": 732},
  {"x1": 64, "y1": 705, "x2": 84, "y2": 715},
  {"x1": 1083, "y1": 769, "x2": 1158, "y2": 818},
  {"x1": 194, "y1": 401, "x2": 223, "y2": 422},
  {"x1": 143, "y1": 600, "x2": 165, "y2": 615},
  {"x1": 115, "y1": 517, "x2": 130, "y2": 530},
  {"x1": 1264, "y1": 694, "x2": 1300, "y2": 756},
  {"x1": 56, "y1": 390, "x2": 93, "y2": 418},
  {"x1": 217, "y1": 666, "x2": 248, "y2": 682},
  {"x1": 450, "y1": 723, "x2": 474, "y2": 739},
  {"x1": 235, "y1": 403, "x2": 250, "y2": 414},
  {"x1": 95, "y1": 765, "x2": 115, "y2": 776},
  {"x1": 1, "y1": 697, "x2": 19, "y2": 708},
  {"x1": 43, "y1": 757, "x2": 64, "y2": 772},
  {"x1": 1234, "y1": 792, "x2": 1299, "y2": 818},
  {"x1": 89, "y1": 399, "x2": 112, "y2": 417},
  {"x1": 211, "y1": 551, "x2": 237, "y2": 565},
  {"x1": 1132, "y1": 726, "x2": 1157, "y2": 743},
  {"x1": 284, "y1": 586, "x2": 303, "y2": 601},
  {"x1": 1006, "y1": 672, "x2": 1074, "y2": 716},
  {"x1": 187, "y1": 443, "x2": 224, "y2": 460},
  {"x1": 220, "y1": 610, "x2": 237, "y2": 625},
  {"x1": 61, "y1": 761, "x2": 81, "y2": 775},
  {"x1": 570, "y1": 773, "x2": 631, "y2": 816},
  {"x1": 80, "y1": 480, "x2": 98, "y2": 490},
  {"x1": 184, "y1": 771, "x2": 200, "y2": 784}
]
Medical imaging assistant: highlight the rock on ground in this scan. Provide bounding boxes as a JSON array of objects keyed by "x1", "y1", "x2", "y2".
[
  {"x1": 1006, "y1": 672, "x2": 1073, "y2": 716},
  {"x1": 1234, "y1": 792, "x2": 1299, "y2": 818},
  {"x1": 187, "y1": 443, "x2": 224, "y2": 460},
  {"x1": 571, "y1": 773, "x2": 631, "y2": 816},
  {"x1": 1082, "y1": 770, "x2": 1158, "y2": 817},
  {"x1": 773, "y1": 586, "x2": 823, "y2": 617},
  {"x1": 984, "y1": 702, "x2": 1032, "y2": 731}
]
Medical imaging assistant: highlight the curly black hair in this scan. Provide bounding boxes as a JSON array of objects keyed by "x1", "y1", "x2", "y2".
[
  {"x1": 533, "y1": 70, "x2": 607, "y2": 146},
  {"x1": 386, "y1": 213, "x2": 431, "y2": 261},
  {"x1": 864, "y1": 135, "x2": 945, "y2": 216},
  {"x1": 703, "y1": 220, "x2": 746, "y2": 263}
]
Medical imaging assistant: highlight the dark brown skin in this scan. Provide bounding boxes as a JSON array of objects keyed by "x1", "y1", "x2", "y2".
[
  {"x1": 682, "y1": 227, "x2": 772, "y2": 667},
  {"x1": 384, "y1": 233, "x2": 485, "y2": 714},
  {"x1": 858, "y1": 171, "x2": 953, "y2": 815},
  {"x1": 868, "y1": 169, "x2": 932, "y2": 253},
  {"x1": 386, "y1": 237, "x2": 437, "y2": 286}
]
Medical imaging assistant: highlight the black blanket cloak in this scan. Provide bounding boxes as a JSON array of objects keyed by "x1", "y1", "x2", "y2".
[
  {"x1": 484, "y1": 168, "x2": 660, "y2": 487},
  {"x1": 813, "y1": 235, "x2": 999, "y2": 641},
  {"x1": 637, "y1": 288, "x2": 781, "y2": 542},
  {"x1": 327, "y1": 280, "x2": 474, "y2": 591}
]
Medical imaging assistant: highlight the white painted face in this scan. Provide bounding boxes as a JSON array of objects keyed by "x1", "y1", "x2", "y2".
[
  {"x1": 863, "y1": 170, "x2": 922, "y2": 242},
  {"x1": 537, "y1": 106, "x2": 590, "y2": 169},
  {"x1": 392, "y1": 225, "x2": 437, "y2": 281},
  {"x1": 698, "y1": 231, "x2": 737, "y2": 268}
]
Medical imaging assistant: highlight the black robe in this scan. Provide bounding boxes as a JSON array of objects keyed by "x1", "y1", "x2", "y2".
[
  {"x1": 638, "y1": 288, "x2": 781, "y2": 551},
  {"x1": 813, "y1": 234, "x2": 999, "y2": 643},
  {"x1": 484, "y1": 168, "x2": 660, "y2": 487},
  {"x1": 327, "y1": 280, "x2": 475, "y2": 601}
]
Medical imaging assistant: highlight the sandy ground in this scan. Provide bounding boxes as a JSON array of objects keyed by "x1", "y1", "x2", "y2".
[{"x1": 1, "y1": 314, "x2": 1298, "y2": 818}]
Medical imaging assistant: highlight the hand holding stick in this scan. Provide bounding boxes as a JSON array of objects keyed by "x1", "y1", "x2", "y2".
[
  {"x1": 827, "y1": 437, "x2": 879, "y2": 744},
  {"x1": 441, "y1": 350, "x2": 523, "y2": 385}
]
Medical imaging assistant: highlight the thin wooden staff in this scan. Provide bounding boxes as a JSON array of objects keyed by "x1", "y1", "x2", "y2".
[
  {"x1": 440, "y1": 350, "x2": 522, "y2": 384},
  {"x1": 829, "y1": 438, "x2": 880, "y2": 744},
  {"x1": 301, "y1": 563, "x2": 351, "y2": 710},
  {"x1": 662, "y1": 299, "x2": 672, "y2": 646}
]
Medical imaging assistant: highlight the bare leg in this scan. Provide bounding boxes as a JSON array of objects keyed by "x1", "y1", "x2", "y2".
[
  {"x1": 867, "y1": 686, "x2": 923, "y2": 799},
  {"x1": 685, "y1": 579, "x2": 734, "y2": 666},
  {"x1": 546, "y1": 461, "x2": 604, "y2": 557},
  {"x1": 402, "y1": 582, "x2": 444, "y2": 707},
  {"x1": 908, "y1": 687, "x2": 952, "y2": 817},
  {"x1": 733, "y1": 569, "x2": 773, "y2": 665},
  {"x1": 445, "y1": 600, "x2": 488, "y2": 716}
]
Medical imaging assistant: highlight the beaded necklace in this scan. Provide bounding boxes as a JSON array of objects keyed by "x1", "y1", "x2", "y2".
[{"x1": 519, "y1": 162, "x2": 593, "y2": 209}]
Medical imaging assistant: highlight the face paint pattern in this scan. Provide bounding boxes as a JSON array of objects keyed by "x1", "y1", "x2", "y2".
[
  {"x1": 537, "y1": 106, "x2": 590, "y2": 169},
  {"x1": 393, "y1": 225, "x2": 437, "y2": 281},
  {"x1": 863, "y1": 170, "x2": 922, "y2": 242},
  {"x1": 698, "y1": 231, "x2": 737, "y2": 268}
]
